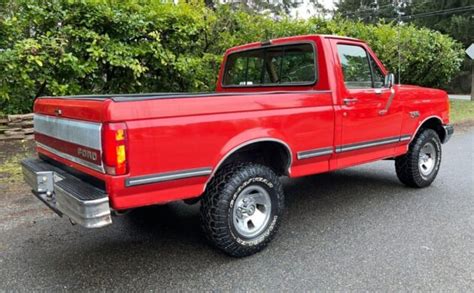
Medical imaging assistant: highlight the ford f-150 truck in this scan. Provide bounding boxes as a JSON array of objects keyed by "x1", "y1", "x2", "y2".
[{"x1": 22, "y1": 34, "x2": 453, "y2": 257}]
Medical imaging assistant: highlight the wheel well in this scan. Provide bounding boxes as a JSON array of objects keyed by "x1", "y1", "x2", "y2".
[
  {"x1": 216, "y1": 141, "x2": 291, "y2": 176},
  {"x1": 418, "y1": 117, "x2": 445, "y2": 141}
]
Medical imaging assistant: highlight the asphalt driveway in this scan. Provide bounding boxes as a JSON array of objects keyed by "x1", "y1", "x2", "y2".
[{"x1": 0, "y1": 128, "x2": 473, "y2": 291}]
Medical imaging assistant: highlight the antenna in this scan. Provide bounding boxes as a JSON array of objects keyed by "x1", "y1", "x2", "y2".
[{"x1": 396, "y1": 0, "x2": 406, "y2": 85}]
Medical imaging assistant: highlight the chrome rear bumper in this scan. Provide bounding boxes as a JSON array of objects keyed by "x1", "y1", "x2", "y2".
[{"x1": 21, "y1": 158, "x2": 112, "y2": 228}]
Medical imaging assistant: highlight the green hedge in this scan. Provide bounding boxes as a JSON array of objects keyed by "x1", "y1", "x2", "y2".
[{"x1": 0, "y1": 1, "x2": 464, "y2": 114}]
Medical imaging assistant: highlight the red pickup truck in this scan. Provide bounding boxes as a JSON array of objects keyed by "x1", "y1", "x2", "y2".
[{"x1": 22, "y1": 34, "x2": 453, "y2": 257}]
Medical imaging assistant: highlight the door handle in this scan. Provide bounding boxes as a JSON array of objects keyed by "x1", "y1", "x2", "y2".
[{"x1": 343, "y1": 98, "x2": 358, "y2": 105}]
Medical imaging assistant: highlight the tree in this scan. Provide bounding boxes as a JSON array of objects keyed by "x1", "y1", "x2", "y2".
[
  {"x1": 337, "y1": 0, "x2": 398, "y2": 22},
  {"x1": 209, "y1": 0, "x2": 328, "y2": 18},
  {"x1": 224, "y1": 0, "x2": 298, "y2": 16},
  {"x1": 0, "y1": 0, "x2": 464, "y2": 114},
  {"x1": 336, "y1": 0, "x2": 474, "y2": 94},
  {"x1": 336, "y1": 0, "x2": 474, "y2": 46},
  {"x1": 405, "y1": 0, "x2": 473, "y2": 47}
]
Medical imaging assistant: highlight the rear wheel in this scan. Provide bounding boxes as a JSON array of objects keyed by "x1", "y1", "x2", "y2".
[
  {"x1": 200, "y1": 163, "x2": 284, "y2": 257},
  {"x1": 395, "y1": 129, "x2": 442, "y2": 188}
]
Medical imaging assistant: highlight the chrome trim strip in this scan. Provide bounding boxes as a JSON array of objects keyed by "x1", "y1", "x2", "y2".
[
  {"x1": 126, "y1": 167, "x2": 213, "y2": 187},
  {"x1": 34, "y1": 114, "x2": 102, "y2": 150},
  {"x1": 400, "y1": 135, "x2": 412, "y2": 142},
  {"x1": 37, "y1": 142, "x2": 104, "y2": 173},
  {"x1": 298, "y1": 135, "x2": 412, "y2": 158},
  {"x1": 336, "y1": 136, "x2": 402, "y2": 153},
  {"x1": 297, "y1": 147, "x2": 333, "y2": 160}
]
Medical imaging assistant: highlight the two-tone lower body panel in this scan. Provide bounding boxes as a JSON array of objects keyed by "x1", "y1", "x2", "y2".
[{"x1": 21, "y1": 158, "x2": 111, "y2": 228}]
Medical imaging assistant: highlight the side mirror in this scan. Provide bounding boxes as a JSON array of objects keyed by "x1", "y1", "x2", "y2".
[{"x1": 384, "y1": 73, "x2": 395, "y2": 88}]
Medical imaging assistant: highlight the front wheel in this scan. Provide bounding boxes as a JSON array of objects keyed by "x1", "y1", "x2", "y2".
[
  {"x1": 200, "y1": 163, "x2": 284, "y2": 257},
  {"x1": 395, "y1": 129, "x2": 442, "y2": 188}
]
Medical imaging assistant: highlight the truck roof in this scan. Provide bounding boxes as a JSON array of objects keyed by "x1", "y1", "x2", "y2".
[
  {"x1": 319, "y1": 34, "x2": 362, "y2": 41},
  {"x1": 226, "y1": 34, "x2": 363, "y2": 54}
]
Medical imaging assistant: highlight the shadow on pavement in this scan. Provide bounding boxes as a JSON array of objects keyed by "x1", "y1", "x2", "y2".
[{"x1": 16, "y1": 163, "x2": 413, "y2": 289}]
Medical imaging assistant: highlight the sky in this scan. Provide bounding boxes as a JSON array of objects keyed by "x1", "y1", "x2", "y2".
[{"x1": 321, "y1": 0, "x2": 338, "y2": 10}]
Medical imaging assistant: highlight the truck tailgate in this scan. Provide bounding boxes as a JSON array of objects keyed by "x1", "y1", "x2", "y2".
[
  {"x1": 34, "y1": 97, "x2": 110, "y2": 122},
  {"x1": 33, "y1": 97, "x2": 111, "y2": 173}
]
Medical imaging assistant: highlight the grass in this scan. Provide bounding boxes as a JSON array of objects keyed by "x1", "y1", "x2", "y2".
[
  {"x1": 450, "y1": 100, "x2": 474, "y2": 125},
  {"x1": 0, "y1": 154, "x2": 24, "y2": 185},
  {"x1": 0, "y1": 141, "x2": 32, "y2": 185}
]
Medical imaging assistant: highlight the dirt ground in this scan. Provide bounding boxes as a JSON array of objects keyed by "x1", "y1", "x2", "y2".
[{"x1": 0, "y1": 140, "x2": 52, "y2": 231}]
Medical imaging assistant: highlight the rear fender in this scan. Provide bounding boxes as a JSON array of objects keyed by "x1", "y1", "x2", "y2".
[{"x1": 205, "y1": 128, "x2": 292, "y2": 191}]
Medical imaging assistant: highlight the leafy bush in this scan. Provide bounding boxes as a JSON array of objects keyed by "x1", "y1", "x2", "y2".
[{"x1": 0, "y1": 1, "x2": 464, "y2": 114}]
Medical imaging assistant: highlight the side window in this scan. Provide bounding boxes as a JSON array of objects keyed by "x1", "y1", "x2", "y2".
[
  {"x1": 223, "y1": 43, "x2": 316, "y2": 86},
  {"x1": 337, "y1": 44, "x2": 372, "y2": 89},
  {"x1": 369, "y1": 55, "x2": 385, "y2": 88}
]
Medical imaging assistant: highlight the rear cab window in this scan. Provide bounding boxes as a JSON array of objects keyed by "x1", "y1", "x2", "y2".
[{"x1": 223, "y1": 43, "x2": 317, "y2": 87}]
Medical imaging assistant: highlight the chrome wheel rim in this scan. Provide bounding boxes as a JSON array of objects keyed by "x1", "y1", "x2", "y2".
[
  {"x1": 232, "y1": 185, "x2": 272, "y2": 238},
  {"x1": 419, "y1": 142, "x2": 436, "y2": 176}
]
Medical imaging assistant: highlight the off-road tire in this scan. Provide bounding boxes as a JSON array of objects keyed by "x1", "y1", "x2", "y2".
[
  {"x1": 395, "y1": 128, "x2": 442, "y2": 188},
  {"x1": 200, "y1": 162, "x2": 284, "y2": 257}
]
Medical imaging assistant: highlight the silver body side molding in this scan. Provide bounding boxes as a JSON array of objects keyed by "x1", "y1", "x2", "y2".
[
  {"x1": 400, "y1": 135, "x2": 412, "y2": 142},
  {"x1": 126, "y1": 167, "x2": 213, "y2": 187},
  {"x1": 335, "y1": 135, "x2": 413, "y2": 153},
  {"x1": 297, "y1": 147, "x2": 333, "y2": 160},
  {"x1": 297, "y1": 135, "x2": 412, "y2": 159}
]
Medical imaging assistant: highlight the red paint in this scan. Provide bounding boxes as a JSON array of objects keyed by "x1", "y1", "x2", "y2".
[
  {"x1": 33, "y1": 35, "x2": 450, "y2": 210},
  {"x1": 35, "y1": 132, "x2": 102, "y2": 165}
]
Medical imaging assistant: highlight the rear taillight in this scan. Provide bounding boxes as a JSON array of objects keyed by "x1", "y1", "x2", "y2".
[{"x1": 102, "y1": 123, "x2": 128, "y2": 175}]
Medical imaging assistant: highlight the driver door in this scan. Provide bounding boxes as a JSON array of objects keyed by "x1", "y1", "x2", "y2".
[{"x1": 333, "y1": 41, "x2": 404, "y2": 168}]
